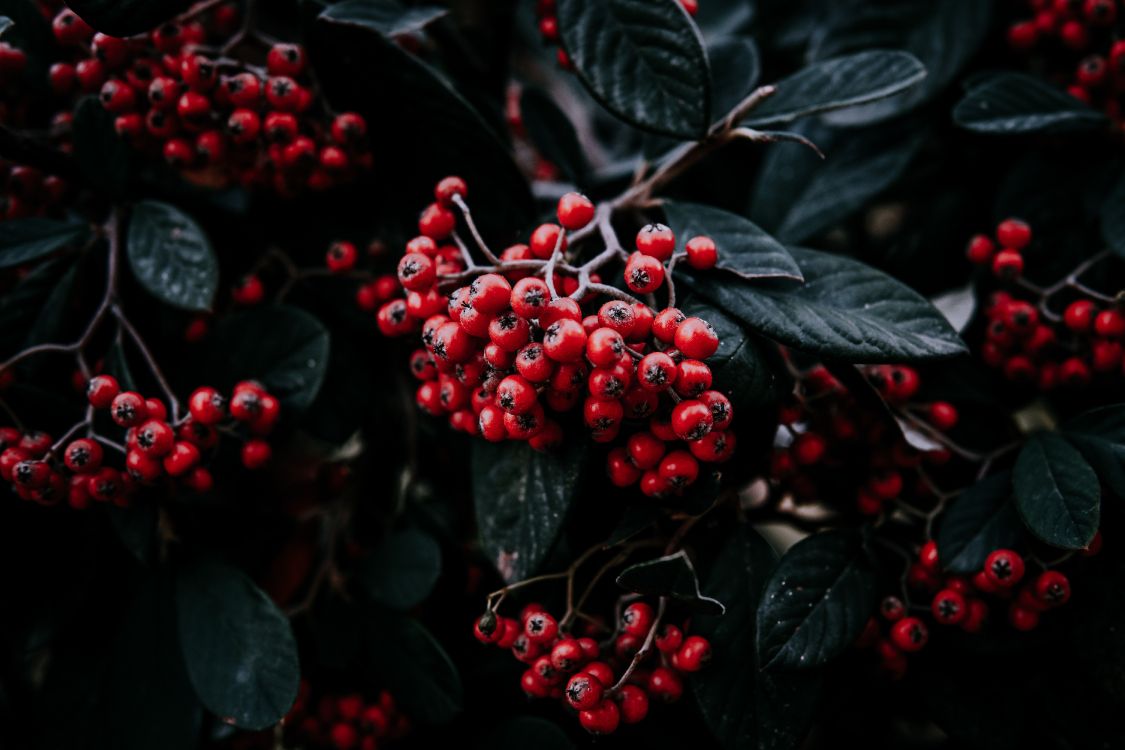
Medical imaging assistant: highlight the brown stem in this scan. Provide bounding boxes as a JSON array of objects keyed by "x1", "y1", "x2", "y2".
[{"x1": 608, "y1": 597, "x2": 666, "y2": 695}]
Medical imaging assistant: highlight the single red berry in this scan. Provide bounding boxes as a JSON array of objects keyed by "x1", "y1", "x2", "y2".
[
  {"x1": 511, "y1": 277, "x2": 551, "y2": 319},
  {"x1": 637, "y1": 352, "x2": 677, "y2": 391},
  {"x1": 189, "y1": 387, "x2": 225, "y2": 425},
  {"x1": 1094, "y1": 309, "x2": 1125, "y2": 338},
  {"x1": 530, "y1": 223, "x2": 567, "y2": 259},
  {"x1": 792, "y1": 431, "x2": 826, "y2": 465},
  {"x1": 621, "y1": 601, "x2": 653, "y2": 636},
  {"x1": 1064, "y1": 300, "x2": 1096, "y2": 331},
  {"x1": 64, "y1": 439, "x2": 104, "y2": 473},
  {"x1": 267, "y1": 43, "x2": 307, "y2": 77},
  {"x1": 434, "y1": 175, "x2": 467, "y2": 207},
  {"x1": 624, "y1": 251, "x2": 665, "y2": 294},
  {"x1": 890, "y1": 617, "x2": 928, "y2": 652},
  {"x1": 992, "y1": 250, "x2": 1024, "y2": 279},
  {"x1": 996, "y1": 218, "x2": 1032, "y2": 249},
  {"x1": 586, "y1": 327, "x2": 625, "y2": 368},
  {"x1": 635, "y1": 223, "x2": 676, "y2": 261},
  {"x1": 675, "y1": 635, "x2": 711, "y2": 671},
  {"x1": 674, "y1": 317, "x2": 719, "y2": 359},
  {"x1": 578, "y1": 699, "x2": 620, "y2": 735},
  {"x1": 87, "y1": 375, "x2": 120, "y2": 408},
  {"x1": 565, "y1": 672, "x2": 604, "y2": 710},
  {"x1": 543, "y1": 318, "x2": 587, "y2": 362},
  {"x1": 111, "y1": 391, "x2": 149, "y2": 427},
  {"x1": 326, "y1": 241, "x2": 357, "y2": 273},
  {"x1": 607, "y1": 447, "x2": 641, "y2": 486},
  {"x1": 241, "y1": 439, "x2": 272, "y2": 469},
  {"x1": 136, "y1": 419, "x2": 174, "y2": 458},
  {"x1": 931, "y1": 588, "x2": 967, "y2": 625},
  {"x1": 671, "y1": 399, "x2": 713, "y2": 440},
  {"x1": 1033, "y1": 570, "x2": 1071, "y2": 606},
  {"x1": 160, "y1": 441, "x2": 200, "y2": 477},
  {"x1": 699, "y1": 389, "x2": 732, "y2": 430},
  {"x1": 617, "y1": 684, "x2": 649, "y2": 724},
  {"x1": 965, "y1": 234, "x2": 995, "y2": 264},
  {"x1": 984, "y1": 549, "x2": 1025, "y2": 588},
  {"x1": 1009, "y1": 605, "x2": 1040, "y2": 631},
  {"x1": 468, "y1": 273, "x2": 512, "y2": 314},
  {"x1": 418, "y1": 202, "x2": 456, "y2": 239},
  {"x1": 685, "y1": 235, "x2": 718, "y2": 269},
  {"x1": 647, "y1": 667, "x2": 683, "y2": 702},
  {"x1": 331, "y1": 112, "x2": 367, "y2": 145},
  {"x1": 919, "y1": 540, "x2": 940, "y2": 572},
  {"x1": 929, "y1": 402, "x2": 959, "y2": 431},
  {"x1": 524, "y1": 611, "x2": 558, "y2": 644},
  {"x1": 557, "y1": 192, "x2": 596, "y2": 230}
]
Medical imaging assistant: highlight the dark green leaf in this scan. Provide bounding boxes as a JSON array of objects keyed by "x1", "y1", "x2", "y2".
[
  {"x1": 557, "y1": 0, "x2": 711, "y2": 138},
  {"x1": 471, "y1": 439, "x2": 586, "y2": 582},
  {"x1": 519, "y1": 86, "x2": 590, "y2": 187},
  {"x1": 679, "y1": 247, "x2": 967, "y2": 362},
  {"x1": 936, "y1": 472, "x2": 1022, "y2": 573},
  {"x1": 606, "y1": 504, "x2": 663, "y2": 547},
  {"x1": 127, "y1": 200, "x2": 218, "y2": 312},
  {"x1": 364, "y1": 613, "x2": 462, "y2": 724},
  {"x1": 756, "y1": 529, "x2": 876, "y2": 670},
  {"x1": 73, "y1": 96, "x2": 130, "y2": 194},
  {"x1": 0, "y1": 218, "x2": 88, "y2": 269},
  {"x1": 953, "y1": 72, "x2": 1107, "y2": 134},
  {"x1": 24, "y1": 260, "x2": 79, "y2": 349},
  {"x1": 682, "y1": 296, "x2": 783, "y2": 411},
  {"x1": 1100, "y1": 173, "x2": 1125, "y2": 260},
  {"x1": 616, "y1": 550, "x2": 725, "y2": 614},
  {"x1": 318, "y1": 0, "x2": 447, "y2": 36},
  {"x1": 1065, "y1": 404, "x2": 1125, "y2": 499},
  {"x1": 750, "y1": 120, "x2": 926, "y2": 243},
  {"x1": 812, "y1": 0, "x2": 991, "y2": 124},
  {"x1": 744, "y1": 50, "x2": 926, "y2": 127},
  {"x1": 176, "y1": 560, "x2": 300, "y2": 730},
  {"x1": 209, "y1": 306, "x2": 331, "y2": 412},
  {"x1": 108, "y1": 502, "x2": 157, "y2": 565},
  {"x1": 66, "y1": 0, "x2": 192, "y2": 35},
  {"x1": 0, "y1": 16, "x2": 12, "y2": 36},
  {"x1": 482, "y1": 716, "x2": 575, "y2": 750},
  {"x1": 663, "y1": 200, "x2": 801, "y2": 280},
  {"x1": 693, "y1": 526, "x2": 820, "y2": 749},
  {"x1": 709, "y1": 36, "x2": 761, "y2": 118},
  {"x1": 107, "y1": 573, "x2": 202, "y2": 750},
  {"x1": 0, "y1": 0, "x2": 56, "y2": 86},
  {"x1": 1014, "y1": 432, "x2": 1100, "y2": 549},
  {"x1": 361, "y1": 528, "x2": 442, "y2": 610},
  {"x1": 0, "y1": 258, "x2": 68, "y2": 359}
]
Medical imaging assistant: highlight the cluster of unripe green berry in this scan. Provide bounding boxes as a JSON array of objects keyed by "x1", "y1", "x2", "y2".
[
  {"x1": 0, "y1": 373, "x2": 278, "y2": 509},
  {"x1": 473, "y1": 600, "x2": 710, "y2": 735}
]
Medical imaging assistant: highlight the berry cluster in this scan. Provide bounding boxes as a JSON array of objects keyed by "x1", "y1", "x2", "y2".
[
  {"x1": 0, "y1": 374, "x2": 279, "y2": 508},
  {"x1": 534, "y1": 0, "x2": 698, "y2": 69},
  {"x1": 770, "y1": 362, "x2": 957, "y2": 516},
  {"x1": 1007, "y1": 0, "x2": 1125, "y2": 124},
  {"x1": 228, "y1": 682, "x2": 409, "y2": 750},
  {"x1": 473, "y1": 601, "x2": 710, "y2": 735},
  {"x1": 858, "y1": 540, "x2": 1093, "y2": 678},
  {"x1": 967, "y1": 218, "x2": 1125, "y2": 389},
  {"x1": 6, "y1": 3, "x2": 371, "y2": 195},
  {"x1": 0, "y1": 160, "x2": 71, "y2": 221},
  {"x1": 374, "y1": 178, "x2": 736, "y2": 496}
]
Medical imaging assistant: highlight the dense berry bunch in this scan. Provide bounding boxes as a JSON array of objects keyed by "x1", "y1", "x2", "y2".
[
  {"x1": 374, "y1": 178, "x2": 736, "y2": 496},
  {"x1": 1006, "y1": 0, "x2": 1125, "y2": 124},
  {"x1": 966, "y1": 218, "x2": 1125, "y2": 389},
  {"x1": 770, "y1": 362, "x2": 957, "y2": 516},
  {"x1": 858, "y1": 539, "x2": 1094, "y2": 678},
  {"x1": 473, "y1": 600, "x2": 710, "y2": 734},
  {"x1": 2, "y1": 3, "x2": 371, "y2": 195},
  {"x1": 228, "y1": 682, "x2": 410, "y2": 750},
  {"x1": 0, "y1": 374, "x2": 279, "y2": 508},
  {"x1": 534, "y1": 0, "x2": 699, "y2": 69}
]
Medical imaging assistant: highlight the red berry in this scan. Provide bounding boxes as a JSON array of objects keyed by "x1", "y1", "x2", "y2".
[
  {"x1": 671, "y1": 399, "x2": 713, "y2": 440},
  {"x1": 87, "y1": 375, "x2": 120, "y2": 408},
  {"x1": 565, "y1": 672, "x2": 604, "y2": 710},
  {"x1": 524, "y1": 611, "x2": 558, "y2": 644},
  {"x1": 931, "y1": 588, "x2": 967, "y2": 625},
  {"x1": 635, "y1": 223, "x2": 676, "y2": 261},
  {"x1": 326, "y1": 241, "x2": 357, "y2": 273},
  {"x1": 557, "y1": 192, "x2": 596, "y2": 230},
  {"x1": 984, "y1": 549, "x2": 1025, "y2": 588},
  {"x1": 919, "y1": 540, "x2": 940, "y2": 572},
  {"x1": 685, "y1": 235, "x2": 718, "y2": 269},
  {"x1": 996, "y1": 218, "x2": 1032, "y2": 249},
  {"x1": 621, "y1": 602, "x2": 653, "y2": 636},
  {"x1": 267, "y1": 43, "x2": 306, "y2": 77},
  {"x1": 675, "y1": 635, "x2": 711, "y2": 671},
  {"x1": 617, "y1": 684, "x2": 649, "y2": 724},
  {"x1": 529, "y1": 223, "x2": 566, "y2": 259},
  {"x1": 1034, "y1": 570, "x2": 1071, "y2": 606},
  {"x1": 188, "y1": 386, "x2": 225, "y2": 425},
  {"x1": 992, "y1": 249, "x2": 1024, "y2": 279},
  {"x1": 578, "y1": 699, "x2": 620, "y2": 735},
  {"x1": 624, "y1": 252, "x2": 665, "y2": 294},
  {"x1": 890, "y1": 617, "x2": 928, "y2": 652},
  {"x1": 674, "y1": 317, "x2": 719, "y2": 359},
  {"x1": 637, "y1": 352, "x2": 677, "y2": 391},
  {"x1": 928, "y1": 401, "x2": 958, "y2": 431},
  {"x1": 965, "y1": 234, "x2": 995, "y2": 264},
  {"x1": 397, "y1": 252, "x2": 436, "y2": 291},
  {"x1": 241, "y1": 439, "x2": 271, "y2": 469},
  {"x1": 647, "y1": 667, "x2": 683, "y2": 702},
  {"x1": 543, "y1": 318, "x2": 587, "y2": 362},
  {"x1": 1094, "y1": 309, "x2": 1125, "y2": 338},
  {"x1": 163, "y1": 441, "x2": 200, "y2": 476},
  {"x1": 1064, "y1": 300, "x2": 1097, "y2": 332},
  {"x1": 111, "y1": 391, "x2": 149, "y2": 427},
  {"x1": 136, "y1": 419, "x2": 174, "y2": 458}
]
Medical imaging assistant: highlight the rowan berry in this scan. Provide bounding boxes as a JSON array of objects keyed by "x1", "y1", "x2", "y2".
[
  {"x1": 524, "y1": 611, "x2": 558, "y2": 644},
  {"x1": 890, "y1": 617, "x2": 928, "y2": 652},
  {"x1": 607, "y1": 447, "x2": 641, "y2": 486},
  {"x1": 676, "y1": 635, "x2": 711, "y2": 671},
  {"x1": 111, "y1": 391, "x2": 149, "y2": 427},
  {"x1": 529, "y1": 223, "x2": 566, "y2": 259},
  {"x1": 646, "y1": 667, "x2": 683, "y2": 702},
  {"x1": 931, "y1": 589, "x2": 967, "y2": 625},
  {"x1": 635, "y1": 223, "x2": 675, "y2": 261},
  {"x1": 242, "y1": 439, "x2": 272, "y2": 469},
  {"x1": 674, "y1": 317, "x2": 719, "y2": 359},
  {"x1": 510, "y1": 277, "x2": 551, "y2": 319},
  {"x1": 965, "y1": 234, "x2": 995, "y2": 264},
  {"x1": 984, "y1": 549, "x2": 1025, "y2": 588},
  {"x1": 685, "y1": 235, "x2": 718, "y2": 269},
  {"x1": 163, "y1": 441, "x2": 200, "y2": 476},
  {"x1": 625, "y1": 252, "x2": 665, "y2": 294},
  {"x1": 1094, "y1": 309, "x2": 1125, "y2": 338},
  {"x1": 189, "y1": 387, "x2": 225, "y2": 425},
  {"x1": 87, "y1": 375, "x2": 120, "y2": 408},
  {"x1": 617, "y1": 684, "x2": 649, "y2": 724},
  {"x1": 689, "y1": 430, "x2": 735, "y2": 462},
  {"x1": 326, "y1": 241, "x2": 357, "y2": 273},
  {"x1": 557, "y1": 192, "x2": 595, "y2": 230},
  {"x1": 565, "y1": 672, "x2": 604, "y2": 710},
  {"x1": 671, "y1": 399, "x2": 713, "y2": 440},
  {"x1": 992, "y1": 250, "x2": 1024, "y2": 279},
  {"x1": 622, "y1": 601, "x2": 653, "y2": 636},
  {"x1": 1034, "y1": 570, "x2": 1071, "y2": 606},
  {"x1": 996, "y1": 218, "x2": 1032, "y2": 249},
  {"x1": 543, "y1": 318, "x2": 587, "y2": 362},
  {"x1": 578, "y1": 699, "x2": 620, "y2": 735}
]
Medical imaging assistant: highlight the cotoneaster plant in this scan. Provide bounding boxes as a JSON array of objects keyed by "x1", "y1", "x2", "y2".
[{"x1": 0, "y1": 1, "x2": 1123, "y2": 749}]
